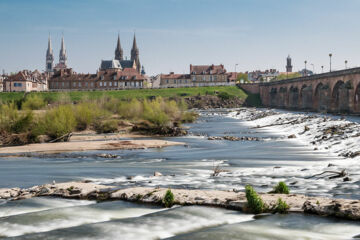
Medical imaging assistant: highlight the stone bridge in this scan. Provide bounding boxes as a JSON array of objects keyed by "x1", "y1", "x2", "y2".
[{"x1": 239, "y1": 67, "x2": 360, "y2": 114}]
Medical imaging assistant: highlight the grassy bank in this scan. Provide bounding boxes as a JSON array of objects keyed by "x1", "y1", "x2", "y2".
[
  {"x1": 0, "y1": 86, "x2": 248, "y2": 103},
  {"x1": 0, "y1": 96, "x2": 197, "y2": 146}
]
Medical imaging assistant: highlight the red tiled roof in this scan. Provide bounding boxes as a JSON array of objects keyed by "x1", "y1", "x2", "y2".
[
  {"x1": 160, "y1": 73, "x2": 190, "y2": 79},
  {"x1": 190, "y1": 64, "x2": 226, "y2": 74}
]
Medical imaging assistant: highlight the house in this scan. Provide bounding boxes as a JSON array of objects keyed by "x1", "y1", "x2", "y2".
[
  {"x1": 248, "y1": 69, "x2": 279, "y2": 82},
  {"x1": 160, "y1": 73, "x2": 191, "y2": 88},
  {"x1": 159, "y1": 64, "x2": 234, "y2": 88},
  {"x1": 4, "y1": 70, "x2": 48, "y2": 92},
  {"x1": 48, "y1": 67, "x2": 147, "y2": 91}
]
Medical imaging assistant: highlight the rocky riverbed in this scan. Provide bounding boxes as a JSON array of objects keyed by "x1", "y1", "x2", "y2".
[{"x1": 1, "y1": 181, "x2": 360, "y2": 221}]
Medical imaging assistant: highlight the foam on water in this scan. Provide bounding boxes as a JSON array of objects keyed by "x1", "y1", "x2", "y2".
[
  {"x1": 9, "y1": 206, "x2": 254, "y2": 240},
  {"x1": 169, "y1": 213, "x2": 360, "y2": 240},
  {"x1": 0, "y1": 197, "x2": 94, "y2": 218},
  {"x1": 0, "y1": 200, "x2": 163, "y2": 237}
]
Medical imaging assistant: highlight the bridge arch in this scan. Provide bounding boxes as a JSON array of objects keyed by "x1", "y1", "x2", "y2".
[
  {"x1": 288, "y1": 86, "x2": 299, "y2": 109},
  {"x1": 354, "y1": 83, "x2": 360, "y2": 113},
  {"x1": 278, "y1": 87, "x2": 287, "y2": 108},
  {"x1": 300, "y1": 84, "x2": 312, "y2": 110},
  {"x1": 331, "y1": 80, "x2": 350, "y2": 112},
  {"x1": 269, "y1": 87, "x2": 277, "y2": 107}
]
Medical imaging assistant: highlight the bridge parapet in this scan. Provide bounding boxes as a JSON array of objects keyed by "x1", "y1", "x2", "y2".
[{"x1": 254, "y1": 67, "x2": 360, "y2": 114}]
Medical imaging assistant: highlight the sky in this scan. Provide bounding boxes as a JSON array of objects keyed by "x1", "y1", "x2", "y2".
[{"x1": 0, "y1": 0, "x2": 360, "y2": 75}]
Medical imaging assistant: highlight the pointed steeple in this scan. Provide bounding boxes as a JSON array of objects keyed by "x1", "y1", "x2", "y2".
[
  {"x1": 47, "y1": 35, "x2": 53, "y2": 56},
  {"x1": 132, "y1": 33, "x2": 138, "y2": 51},
  {"x1": 115, "y1": 34, "x2": 123, "y2": 61},
  {"x1": 59, "y1": 35, "x2": 67, "y2": 67},
  {"x1": 46, "y1": 35, "x2": 54, "y2": 73},
  {"x1": 131, "y1": 33, "x2": 140, "y2": 73}
]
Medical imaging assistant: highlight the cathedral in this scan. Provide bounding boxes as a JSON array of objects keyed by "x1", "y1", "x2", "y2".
[
  {"x1": 46, "y1": 35, "x2": 68, "y2": 73},
  {"x1": 100, "y1": 34, "x2": 145, "y2": 75}
]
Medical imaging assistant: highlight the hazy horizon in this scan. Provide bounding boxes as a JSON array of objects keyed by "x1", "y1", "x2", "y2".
[{"x1": 1, "y1": 0, "x2": 360, "y2": 75}]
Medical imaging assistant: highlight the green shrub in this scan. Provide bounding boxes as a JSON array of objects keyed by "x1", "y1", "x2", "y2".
[
  {"x1": 142, "y1": 99, "x2": 170, "y2": 127},
  {"x1": 218, "y1": 92, "x2": 234, "y2": 100},
  {"x1": 43, "y1": 105, "x2": 76, "y2": 139},
  {"x1": 94, "y1": 119, "x2": 118, "y2": 133},
  {"x1": 181, "y1": 111, "x2": 198, "y2": 123},
  {"x1": 245, "y1": 185, "x2": 266, "y2": 214},
  {"x1": 74, "y1": 102, "x2": 106, "y2": 130},
  {"x1": 118, "y1": 98, "x2": 143, "y2": 119},
  {"x1": 271, "y1": 181, "x2": 290, "y2": 194},
  {"x1": 22, "y1": 95, "x2": 46, "y2": 110},
  {"x1": 274, "y1": 198, "x2": 289, "y2": 214},
  {"x1": 10, "y1": 111, "x2": 34, "y2": 134},
  {"x1": 163, "y1": 189, "x2": 175, "y2": 208}
]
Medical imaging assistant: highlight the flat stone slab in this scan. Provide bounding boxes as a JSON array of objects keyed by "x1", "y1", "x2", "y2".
[{"x1": 1, "y1": 181, "x2": 360, "y2": 221}]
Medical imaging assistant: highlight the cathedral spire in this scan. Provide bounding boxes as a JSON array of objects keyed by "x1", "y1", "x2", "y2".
[
  {"x1": 59, "y1": 35, "x2": 67, "y2": 67},
  {"x1": 46, "y1": 35, "x2": 54, "y2": 73},
  {"x1": 132, "y1": 33, "x2": 138, "y2": 52},
  {"x1": 115, "y1": 34, "x2": 123, "y2": 61},
  {"x1": 131, "y1": 33, "x2": 141, "y2": 73}
]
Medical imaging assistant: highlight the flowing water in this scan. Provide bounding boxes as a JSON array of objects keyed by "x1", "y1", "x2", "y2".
[{"x1": 0, "y1": 109, "x2": 360, "y2": 239}]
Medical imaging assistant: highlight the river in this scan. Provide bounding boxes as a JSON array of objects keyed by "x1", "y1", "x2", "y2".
[{"x1": 0, "y1": 108, "x2": 359, "y2": 239}]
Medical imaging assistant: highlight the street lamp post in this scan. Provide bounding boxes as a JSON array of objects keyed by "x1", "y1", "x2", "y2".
[
  {"x1": 345, "y1": 60, "x2": 348, "y2": 69},
  {"x1": 321, "y1": 66, "x2": 324, "y2": 73},
  {"x1": 329, "y1": 53, "x2": 332, "y2": 72},
  {"x1": 304, "y1": 60, "x2": 307, "y2": 76}
]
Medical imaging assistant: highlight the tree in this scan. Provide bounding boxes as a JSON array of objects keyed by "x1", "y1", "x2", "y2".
[
  {"x1": 237, "y1": 73, "x2": 249, "y2": 83},
  {"x1": 272, "y1": 72, "x2": 301, "y2": 81}
]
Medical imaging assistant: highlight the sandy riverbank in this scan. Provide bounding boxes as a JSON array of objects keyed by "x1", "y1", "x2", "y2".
[
  {"x1": 1, "y1": 181, "x2": 359, "y2": 221},
  {"x1": 0, "y1": 138, "x2": 184, "y2": 155}
]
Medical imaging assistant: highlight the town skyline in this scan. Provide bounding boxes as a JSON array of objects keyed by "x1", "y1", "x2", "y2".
[{"x1": 1, "y1": 0, "x2": 360, "y2": 75}]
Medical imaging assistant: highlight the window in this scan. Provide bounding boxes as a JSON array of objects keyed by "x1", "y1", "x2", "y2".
[
  {"x1": 91, "y1": 82, "x2": 94, "y2": 87},
  {"x1": 62, "y1": 82, "x2": 65, "y2": 87},
  {"x1": 99, "y1": 82, "x2": 103, "y2": 87},
  {"x1": 192, "y1": 76, "x2": 196, "y2": 81},
  {"x1": 14, "y1": 83, "x2": 22, "y2": 87},
  {"x1": 202, "y1": 76, "x2": 206, "y2": 81},
  {"x1": 113, "y1": 75, "x2": 116, "y2": 80},
  {"x1": 78, "y1": 82, "x2": 81, "y2": 87},
  {"x1": 109, "y1": 82, "x2": 112, "y2": 87},
  {"x1": 214, "y1": 76, "x2": 217, "y2": 81},
  {"x1": 166, "y1": 79, "x2": 169, "y2": 84},
  {"x1": 104, "y1": 82, "x2": 107, "y2": 87},
  {"x1": 210, "y1": 76, "x2": 213, "y2": 81},
  {"x1": 174, "y1": 79, "x2": 176, "y2": 84},
  {"x1": 114, "y1": 82, "x2": 118, "y2": 86},
  {"x1": 101, "y1": 75, "x2": 104, "y2": 80},
  {"x1": 73, "y1": 82, "x2": 76, "y2": 87},
  {"x1": 85, "y1": 82, "x2": 88, "y2": 87}
]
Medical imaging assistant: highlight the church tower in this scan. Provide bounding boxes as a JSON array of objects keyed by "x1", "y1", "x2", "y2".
[
  {"x1": 46, "y1": 35, "x2": 54, "y2": 73},
  {"x1": 59, "y1": 36, "x2": 67, "y2": 67},
  {"x1": 131, "y1": 34, "x2": 141, "y2": 73},
  {"x1": 286, "y1": 55, "x2": 293, "y2": 73},
  {"x1": 115, "y1": 34, "x2": 124, "y2": 61}
]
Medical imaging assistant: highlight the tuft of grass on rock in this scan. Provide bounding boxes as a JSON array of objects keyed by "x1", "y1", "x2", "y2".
[
  {"x1": 274, "y1": 197, "x2": 290, "y2": 214},
  {"x1": 270, "y1": 181, "x2": 290, "y2": 194},
  {"x1": 163, "y1": 189, "x2": 175, "y2": 208},
  {"x1": 245, "y1": 185, "x2": 266, "y2": 214}
]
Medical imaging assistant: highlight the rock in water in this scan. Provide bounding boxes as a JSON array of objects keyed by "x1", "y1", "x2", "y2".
[
  {"x1": 154, "y1": 172, "x2": 163, "y2": 177},
  {"x1": 288, "y1": 134, "x2": 297, "y2": 139}
]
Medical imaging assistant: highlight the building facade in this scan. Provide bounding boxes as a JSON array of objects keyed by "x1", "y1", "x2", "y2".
[
  {"x1": 248, "y1": 69, "x2": 279, "y2": 82},
  {"x1": 159, "y1": 64, "x2": 235, "y2": 88},
  {"x1": 49, "y1": 68, "x2": 146, "y2": 91},
  {"x1": 0, "y1": 75, "x2": 4, "y2": 92},
  {"x1": 4, "y1": 70, "x2": 48, "y2": 92}
]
